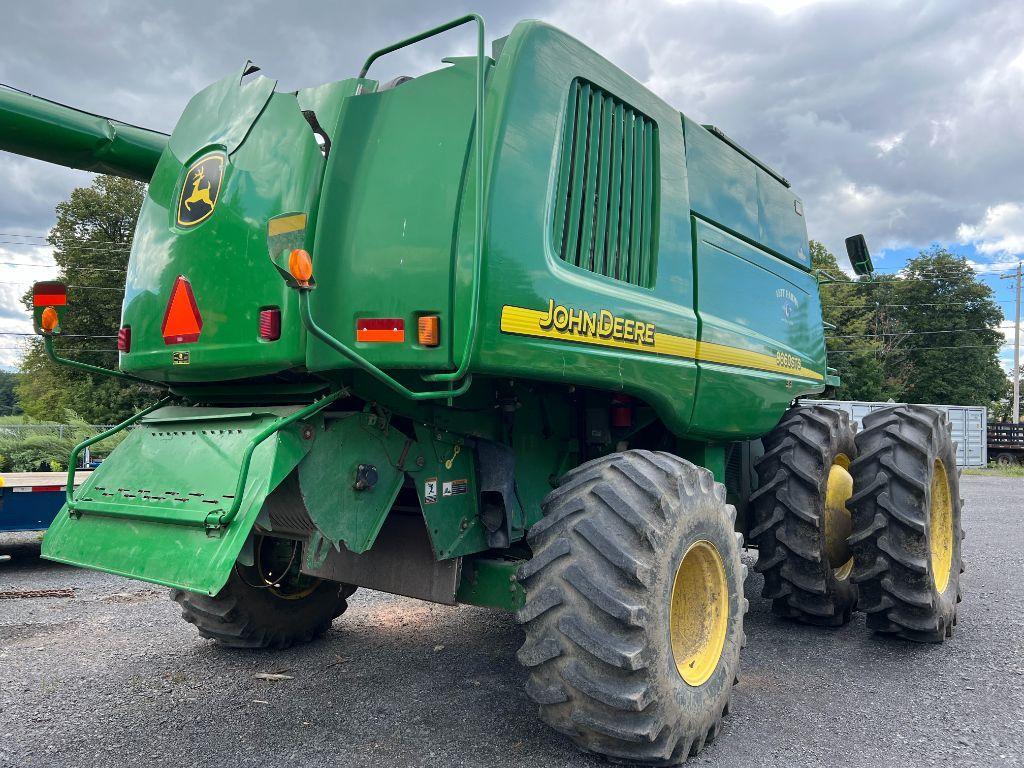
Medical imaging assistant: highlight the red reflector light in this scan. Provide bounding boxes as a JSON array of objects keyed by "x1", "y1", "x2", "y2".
[
  {"x1": 33, "y1": 281, "x2": 67, "y2": 307},
  {"x1": 161, "y1": 276, "x2": 202, "y2": 345},
  {"x1": 117, "y1": 326, "x2": 131, "y2": 353},
  {"x1": 356, "y1": 318, "x2": 405, "y2": 343},
  {"x1": 259, "y1": 308, "x2": 281, "y2": 341}
]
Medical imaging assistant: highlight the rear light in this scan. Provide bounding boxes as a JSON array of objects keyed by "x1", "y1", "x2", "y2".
[
  {"x1": 356, "y1": 318, "x2": 405, "y2": 343},
  {"x1": 117, "y1": 326, "x2": 131, "y2": 353},
  {"x1": 259, "y1": 308, "x2": 281, "y2": 341},
  {"x1": 418, "y1": 315, "x2": 440, "y2": 347}
]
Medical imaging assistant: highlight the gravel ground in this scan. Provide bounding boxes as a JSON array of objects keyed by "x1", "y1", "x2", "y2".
[{"x1": 2, "y1": 474, "x2": 1022, "y2": 768}]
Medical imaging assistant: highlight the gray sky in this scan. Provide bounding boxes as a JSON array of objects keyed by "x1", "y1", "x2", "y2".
[{"x1": 1, "y1": 0, "x2": 1022, "y2": 370}]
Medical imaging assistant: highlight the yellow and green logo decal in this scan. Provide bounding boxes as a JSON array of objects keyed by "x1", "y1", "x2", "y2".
[
  {"x1": 500, "y1": 299, "x2": 823, "y2": 381},
  {"x1": 177, "y1": 152, "x2": 225, "y2": 227}
]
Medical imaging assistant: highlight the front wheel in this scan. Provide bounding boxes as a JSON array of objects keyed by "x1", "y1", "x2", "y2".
[
  {"x1": 171, "y1": 535, "x2": 354, "y2": 649},
  {"x1": 516, "y1": 451, "x2": 746, "y2": 765}
]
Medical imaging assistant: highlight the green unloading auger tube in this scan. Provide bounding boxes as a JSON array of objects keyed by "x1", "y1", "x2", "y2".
[
  {"x1": 41, "y1": 397, "x2": 343, "y2": 595},
  {"x1": 0, "y1": 85, "x2": 167, "y2": 181}
]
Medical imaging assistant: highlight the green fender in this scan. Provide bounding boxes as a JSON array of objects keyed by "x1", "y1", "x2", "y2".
[{"x1": 42, "y1": 406, "x2": 314, "y2": 596}]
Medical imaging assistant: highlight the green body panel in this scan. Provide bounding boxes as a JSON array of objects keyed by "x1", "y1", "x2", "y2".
[
  {"x1": 306, "y1": 59, "x2": 482, "y2": 373},
  {"x1": 119, "y1": 69, "x2": 360, "y2": 382},
  {"x1": 41, "y1": 406, "x2": 312, "y2": 595},
  {"x1": 456, "y1": 556, "x2": 525, "y2": 610},
  {"x1": 298, "y1": 413, "x2": 406, "y2": 555},
  {"x1": 0, "y1": 87, "x2": 166, "y2": 181}
]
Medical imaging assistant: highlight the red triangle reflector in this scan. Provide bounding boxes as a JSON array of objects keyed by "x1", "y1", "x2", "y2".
[{"x1": 162, "y1": 276, "x2": 203, "y2": 345}]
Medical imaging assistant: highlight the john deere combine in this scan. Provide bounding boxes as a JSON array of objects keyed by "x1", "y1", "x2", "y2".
[{"x1": 2, "y1": 15, "x2": 963, "y2": 764}]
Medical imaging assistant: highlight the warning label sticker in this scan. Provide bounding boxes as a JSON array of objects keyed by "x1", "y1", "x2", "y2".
[
  {"x1": 424, "y1": 477, "x2": 438, "y2": 504},
  {"x1": 443, "y1": 478, "x2": 468, "y2": 497}
]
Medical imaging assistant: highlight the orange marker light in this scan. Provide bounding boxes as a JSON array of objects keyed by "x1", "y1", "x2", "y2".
[
  {"x1": 40, "y1": 306, "x2": 59, "y2": 333},
  {"x1": 418, "y1": 315, "x2": 440, "y2": 347},
  {"x1": 288, "y1": 249, "x2": 313, "y2": 287}
]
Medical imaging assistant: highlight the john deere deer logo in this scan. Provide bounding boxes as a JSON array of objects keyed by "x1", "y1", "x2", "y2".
[{"x1": 177, "y1": 152, "x2": 225, "y2": 227}]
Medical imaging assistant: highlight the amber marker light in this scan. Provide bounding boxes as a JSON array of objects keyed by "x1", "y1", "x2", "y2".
[
  {"x1": 40, "y1": 306, "x2": 59, "y2": 333},
  {"x1": 288, "y1": 248, "x2": 313, "y2": 287},
  {"x1": 418, "y1": 315, "x2": 440, "y2": 347}
]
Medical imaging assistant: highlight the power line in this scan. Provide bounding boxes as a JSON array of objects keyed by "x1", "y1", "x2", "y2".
[
  {"x1": 828, "y1": 343, "x2": 1005, "y2": 353},
  {"x1": 0, "y1": 281, "x2": 122, "y2": 291},
  {"x1": 826, "y1": 301, "x2": 1015, "y2": 308},
  {"x1": 0, "y1": 240, "x2": 132, "y2": 254},
  {"x1": 0, "y1": 232, "x2": 133, "y2": 245},
  {"x1": 0, "y1": 332, "x2": 116, "y2": 338},
  {"x1": 0, "y1": 261, "x2": 127, "y2": 273},
  {"x1": 0, "y1": 347, "x2": 116, "y2": 351},
  {"x1": 826, "y1": 327, "x2": 1000, "y2": 339}
]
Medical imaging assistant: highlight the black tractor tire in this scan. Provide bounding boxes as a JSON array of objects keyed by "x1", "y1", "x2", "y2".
[
  {"x1": 750, "y1": 405, "x2": 859, "y2": 626},
  {"x1": 171, "y1": 536, "x2": 354, "y2": 650},
  {"x1": 848, "y1": 405, "x2": 964, "y2": 643},
  {"x1": 516, "y1": 450, "x2": 746, "y2": 765}
]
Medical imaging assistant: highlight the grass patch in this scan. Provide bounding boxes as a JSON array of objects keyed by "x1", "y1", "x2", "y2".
[{"x1": 964, "y1": 464, "x2": 1024, "y2": 477}]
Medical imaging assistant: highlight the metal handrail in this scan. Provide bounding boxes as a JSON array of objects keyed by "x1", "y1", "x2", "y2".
[
  {"x1": 358, "y1": 14, "x2": 487, "y2": 387},
  {"x1": 44, "y1": 334, "x2": 158, "y2": 386},
  {"x1": 65, "y1": 396, "x2": 174, "y2": 507}
]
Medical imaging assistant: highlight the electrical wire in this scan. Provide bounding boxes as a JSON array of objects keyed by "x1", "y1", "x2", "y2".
[
  {"x1": 826, "y1": 327, "x2": 1001, "y2": 339},
  {"x1": 827, "y1": 343, "x2": 1005, "y2": 353}
]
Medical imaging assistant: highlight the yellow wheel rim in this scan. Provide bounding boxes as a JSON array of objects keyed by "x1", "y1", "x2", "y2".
[
  {"x1": 670, "y1": 540, "x2": 729, "y2": 687},
  {"x1": 824, "y1": 453, "x2": 854, "y2": 580},
  {"x1": 929, "y1": 459, "x2": 953, "y2": 594}
]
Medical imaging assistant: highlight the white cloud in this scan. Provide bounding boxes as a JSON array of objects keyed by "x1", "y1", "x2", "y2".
[{"x1": 958, "y1": 202, "x2": 1024, "y2": 257}]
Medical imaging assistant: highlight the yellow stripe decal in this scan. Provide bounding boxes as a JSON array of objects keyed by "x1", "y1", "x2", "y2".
[
  {"x1": 267, "y1": 213, "x2": 307, "y2": 237},
  {"x1": 499, "y1": 304, "x2": 823, "y2": 382}
]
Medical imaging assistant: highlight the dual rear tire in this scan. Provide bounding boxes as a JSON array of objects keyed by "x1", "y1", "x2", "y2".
[{"x1": 751, "y1": 403, "x2": 963, "y2": 643}]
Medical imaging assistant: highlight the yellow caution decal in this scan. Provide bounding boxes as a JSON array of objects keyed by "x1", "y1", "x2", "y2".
[{"x1": 500, "y1": 299, "x2": 823, "y2": 381}]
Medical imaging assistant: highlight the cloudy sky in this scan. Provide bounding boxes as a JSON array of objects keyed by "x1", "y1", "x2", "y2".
[{"x1": 1, "y1": 0, "x2": 1022, "y2": 371}]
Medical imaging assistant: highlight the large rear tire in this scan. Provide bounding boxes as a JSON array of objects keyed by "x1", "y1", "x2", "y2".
[
  {"x1": 750, "y1": 405, "x2": 859, "y2": 626},
  {"x1": 848, "y1": 405, "x2": 963, "y2": 643},
  {"x1": 516, "y1": 451, "x2": 745, "y2": 765},
  {"x1": 171, "y1": 535, "x2": 354, "y2": 649}
]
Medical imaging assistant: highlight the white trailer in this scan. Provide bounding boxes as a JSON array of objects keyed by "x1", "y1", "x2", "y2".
[{"x1": 800, "y1": 400, "x2": 987, "y2": 468}]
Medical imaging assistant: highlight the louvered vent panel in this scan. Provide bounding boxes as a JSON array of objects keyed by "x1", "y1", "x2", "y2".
[{"x1": 552, "y1": 80, "x2": 658, "y2": 287}]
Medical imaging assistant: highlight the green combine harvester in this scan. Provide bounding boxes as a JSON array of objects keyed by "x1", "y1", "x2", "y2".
[{"x1": 2, "y1": 15, "x2": 964, "y2": 764}]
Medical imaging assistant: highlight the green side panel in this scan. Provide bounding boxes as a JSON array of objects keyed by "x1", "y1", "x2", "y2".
[
  {"x1": 0, "y1": 87, "x2": 166, "y2": 181},
  {"x1": 683, "y1": 115, "x2": 809, "y2": 269},
  {"x1": 473, "y1": 21, "x2": 698, "y2": 435},
  {"x1": 165, "y1": 66, "x2": 276, "y2": 159},
  {"x1": 298, "y1": 413, "x2": 406, "y2": 554},
  {"x1": 691, "y1": 218, "x2": 825, "y2": 438},
  {"x1": 306, "y1": 59, "x2": 481, "y2": 373},
  {"x1": 41, "y1": 406, "x2": 312, "y2": 595},
  {"x1": 412, "y1": 424, "x2": 488, "y2": 560},
  {"x1": 456, "y1": 556, "x2": 525, "y2": 611},
  {"x1": 120, "y1": 69, "x2": 348, "y2": 382}
]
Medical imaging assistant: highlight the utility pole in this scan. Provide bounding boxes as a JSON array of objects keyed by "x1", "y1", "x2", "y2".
[{"x1": 1002, "y1": 262, "x2": 1022, "y2": 423}]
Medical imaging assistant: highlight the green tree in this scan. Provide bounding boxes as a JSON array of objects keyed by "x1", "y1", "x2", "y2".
[
  {"x1": 887, "y1": 248, "x2": 1007, "y2": 406},
  {"x1": 812, "y1": 241, "x2": 889, "y2": 400},
  {"x1": 16, "y1": 176, "x2": 150, "y2": 423},
  {"x1": 814, "y1": 241, "x2": 1008, "y2": 408},
  {"x1": 0, "y1": 370, "x2": 22, "y2": 415}
]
